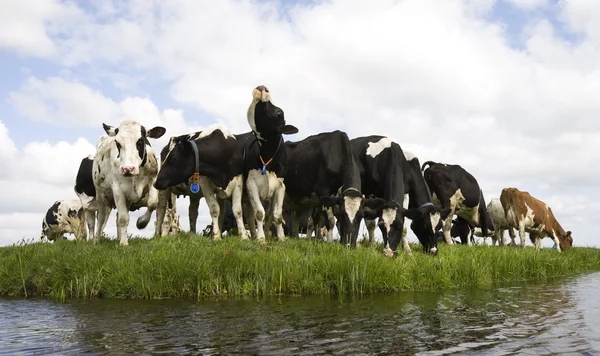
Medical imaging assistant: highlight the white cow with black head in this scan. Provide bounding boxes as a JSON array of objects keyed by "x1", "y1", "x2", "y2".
[{"x1": 91, "y1": 120, "x2": 166, "y2": 245}]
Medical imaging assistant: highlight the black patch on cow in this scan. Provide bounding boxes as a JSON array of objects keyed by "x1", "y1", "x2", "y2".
[
  {"x1": 68, "y1": 208, "x2": 78, "y2": 218},
  {"x1": 75, "y1": 157, "x2": 96, "y2": 197},
  {"x1": 138, "y1": 126, "x2": 147, "y2": 166},
  {"x1": 45, "y1": 201, "x2": 61, "y2": 226},
  {"x1": 115, "y1": 141, "x2": 121, "y2": 158}
]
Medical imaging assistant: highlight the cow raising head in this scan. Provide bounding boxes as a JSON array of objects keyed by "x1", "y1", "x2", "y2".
[
  {"x1": 103, "y1": 120, "x2": 166, "y2": 177},
  {"x1": 247, "y1": 85, "x2": 298, "y2": 140}
]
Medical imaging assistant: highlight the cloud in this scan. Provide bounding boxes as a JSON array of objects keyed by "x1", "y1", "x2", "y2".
[{"x1": 2, "y1": 0, "x2": 600, "y2": 248}]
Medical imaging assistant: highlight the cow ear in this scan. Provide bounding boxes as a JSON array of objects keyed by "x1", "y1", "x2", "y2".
[
  {"x1": 279, "y1": 125, "x2": 299, "y2": 135},
  {"x1": 320, "y1": 196, "x2": 341, "y2": 207},
  {"x1": 363, "y1": 197, "x2": 385, "y2": 212},
  {"x1": 363, "y1": 209, "x2": 379, "y2": 220},
  {"x1": 103, "y1": 123, "x2": 117, "y2": 136},
  {"x1": 147, "y1": 126, "x2": 167, "y2": 139}
]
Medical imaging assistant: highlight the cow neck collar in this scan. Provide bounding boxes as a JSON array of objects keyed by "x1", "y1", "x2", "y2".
[
  {"x1": 188, "y1": 139, "x2": 201, "y2": 192},
  {"x1": 252, "y1": 131, "x2": 283, "y2": 173}
]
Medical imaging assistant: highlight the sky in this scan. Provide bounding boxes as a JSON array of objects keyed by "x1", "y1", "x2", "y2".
[{"x1": 1, "y1": 0, "x2": 599, "y2": 248}]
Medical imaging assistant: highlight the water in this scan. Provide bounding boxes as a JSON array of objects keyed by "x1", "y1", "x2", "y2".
[{"x1": 1, "y1": 272, "x2": 600, "y2": 355}]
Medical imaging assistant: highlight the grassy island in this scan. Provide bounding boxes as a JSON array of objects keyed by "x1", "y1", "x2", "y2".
[{"x1": 1, "y1": 234, "x2": 599, "y2": 300}]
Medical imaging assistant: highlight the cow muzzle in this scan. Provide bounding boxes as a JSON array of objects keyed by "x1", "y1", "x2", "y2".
[{"x1": 120, "y1": 166, "x2": 138, "y2": 176}]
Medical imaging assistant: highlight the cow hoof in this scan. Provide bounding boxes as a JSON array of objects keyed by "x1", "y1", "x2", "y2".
[
  {"x1": 258, "y1": 238, "x2": 267, "y2": 245},
  {"x1": 213, "y1": 236, "x2": 222, "y2": 242},
  {"x1": 120, "y1": 241, "x2": 129, "y2": 246}
]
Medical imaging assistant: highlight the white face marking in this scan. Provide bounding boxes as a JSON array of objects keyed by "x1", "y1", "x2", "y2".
[
  {"x1": 403, "y1": 150, "x2": 417, "y2": 161},
  {"x1": 247, "y1": 87, "x2": 272, "y2": 137},
  {"x1": 366, "y1": 137, "x2": 393, "y2": 158},
  {"x1": 109, "y1": 120, "x2": 146, "y2": 176},
  {"x1": 343, "y1": 195, "x2": 362, "y2": 223},
  {"x1": 381, "y1": 207, "x2": 397, "y2": 233},
  {"x1": 430, "y1": 212, "x2": 441, "y2": 234}
]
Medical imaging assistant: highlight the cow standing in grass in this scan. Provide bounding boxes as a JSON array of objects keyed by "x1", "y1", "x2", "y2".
[
  {"x1": 154, "y1": 124, "x2": 249, "y2": 241},
  {"x1": 500, "y1": 187, "x2": 573, "y2": 251},
  {"x1": 350, "y1": 136, "x2": 442, "y2": 255},
  {"x1": 421, "y1": 161, "x2": 494, "y2": 246},
  {"x1": 91, "y1": 120, "x2": 166, "y2": 245},
  {"x1": 243, "y1": 85, "x2": 298, "y2": 242},
  {"x1": 41, "y1": 199, "x2": 86, "y2": 241}
]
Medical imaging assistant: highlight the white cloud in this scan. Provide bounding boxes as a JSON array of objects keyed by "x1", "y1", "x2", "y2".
[
  {"x1": 2, "y1": 0, "x2": 600, "y2": 248},
  {"x1": 505, "y1": 0, "x2": 548, "y2": 10}
]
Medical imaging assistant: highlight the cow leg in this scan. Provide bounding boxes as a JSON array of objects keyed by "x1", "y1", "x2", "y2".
[
  {"x1": 137, "y1": 185, "x2": 159, "y2": 230},
  {"x1": 324, "y1": 207, "x2": 335, "y2": 243},
  {"x1": 365, "y1": 218, "x2": 376, "y2": 245},
  {"x1": 552, "y1": 234, "x2": 562, "y2": 252},
  {"x1": 154, "y1": 189, "x2": 169, "y2": 237},
  {"x1": 94, "y1": 205, "x2": 111, "y2": 244},
  {"x1": 306, "y1": 214, "x2": 314, "y2": 238},
  {"x1": 290, "y1": 210, "x2": 300, "y2": 238},
  {"x1": 77, "y1": 213, "x2": 87, "y2": 241},
  {"x1": 84, "y1": 209, "x2": 95, "y2": 241},
  {"x1": 189, "y1": 196, "x2": 201, "y2": 234},
  {"x1": 400, "y1": 219, "x2": 412, "y2": 253},
  {"x1": 271, "y1": 186, "x2": 286, "y2": 242},
  {"x1": 517, "y1": 221, "x2": 527, "y2": 247},
  {"x1": 245, "y1": 201, "x2": 258, "y2": 239},
  {"x1": 245, "y1": 184, "x2": 267, "y2": 243},
  {"x1": 113, "y1": 194, "x2": 130, "y2": 246},
  {"x1": 231, "y1": 184, "x2": 248, "y2": 240},
  {"x1": 218, "y1": 198, "x2": 226, "y2": 234},
  {"x1": 200, "y1": 181, "x2": 221, "y2": 241}
]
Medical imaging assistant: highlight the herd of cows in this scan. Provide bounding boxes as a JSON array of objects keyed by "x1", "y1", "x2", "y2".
[{"x1": 40, "y1": 85, "x2": 574, "y2": 256}]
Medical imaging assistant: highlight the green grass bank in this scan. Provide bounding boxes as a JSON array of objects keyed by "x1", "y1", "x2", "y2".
[{"x1": 1, "y1": 234, "x2": 599, "y2": 300}]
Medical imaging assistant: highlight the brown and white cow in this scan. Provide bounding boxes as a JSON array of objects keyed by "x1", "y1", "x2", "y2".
[{"x1": 500, "y1": 187, "x2": 573, "y2": 251}]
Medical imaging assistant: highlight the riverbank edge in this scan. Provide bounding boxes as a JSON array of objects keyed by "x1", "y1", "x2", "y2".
[{"x1": 1, "y1": 234, "x2": 599, "y2": 300}]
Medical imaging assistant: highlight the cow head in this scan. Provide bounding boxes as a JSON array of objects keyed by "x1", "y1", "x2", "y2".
[
  {"x1": 320, "y1": 189, "x2": 369, "y2": 246},
  {"x1": 408, "y1": 204, "x2": 442, "y2": 255},
  {"x1": 247, "y1": 85, "x2": 298, "y2": 141},
  {"x1": 559, "y1": 231, "x2": 573, "y2": 250},
  {"x1": 154, "y1": 134, "x2": 196, "y2": 190},
  {"x1": 103, "y1": 120, "x2": 166, "y2": 177}
]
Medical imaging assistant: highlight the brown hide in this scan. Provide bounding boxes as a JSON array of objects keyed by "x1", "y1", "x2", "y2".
[{"x1": 500, "y1": 187, "x2": 573, "y2": 250}]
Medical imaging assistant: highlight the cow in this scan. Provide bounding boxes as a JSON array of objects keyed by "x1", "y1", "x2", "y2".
[
  {"x1": 91, "y1": 120, "x2": 166, "y2": 245},
  {"x1": 244, "y1": 85, "x2": 298, "y2": 243},
  {"x1": 421, "y1": 161, "x2": 494, "y2": 246},
  {"x1": 155, "y1": 133, "x2": 205, "y2": 237},
  {"x1": 40, "y1": 199, "x2": 86, "y2": 241},
  {"x1": 279, "y1": 130, "x2": 366, "y2": 247},
  {"x1": 74, "y1": 153, "x2": 181, "y2": 240},
  {"x1": 449, "y1": 216, "x2": 475, "y2": 245},
  {"x1": 154, "y1": 124, "x2": 249, "y2": 241},
  {"x1": 350, "y1": 136, "x2": 442, "y2": 256},
  {"x1": 500, "y1": 187, "x2": 573, "y2": 251},
  {"x1": 481, "y1": 197, "x2": 512, "y2": 246}
]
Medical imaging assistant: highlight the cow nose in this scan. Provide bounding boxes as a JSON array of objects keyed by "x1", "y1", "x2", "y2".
[{"x1": 120, "y1": 166, "x2": 136, "y2": 176}]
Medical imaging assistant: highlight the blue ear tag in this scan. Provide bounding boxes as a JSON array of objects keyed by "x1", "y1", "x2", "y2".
[
  {"x1": 261, "y1": 165, "x2": 266, "y2": 175},
  {"x1": 552, "y1": 243, "x2": 557, "y2": 249},
  {"x1": 190, "y1": 172, "x2": 200, "y2": 193}
]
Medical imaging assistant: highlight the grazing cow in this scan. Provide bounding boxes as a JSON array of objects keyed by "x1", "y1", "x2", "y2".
[
  {"x1": 244, "y1": 85, "x2": 298, "y2": 242},
  {"x1": 41, "y1": 199, "x2": 86, "y2": 241},
  {"x1": 154, "y1": 124, "x2": 251, "y2": 241},
  {"x1": 421, "y1": 161, "x2": 494, "y2": 246},
  {"x1": 450, "y1": 216, "x2": 475, "y2": 245},
  {"x1": 281, "y1": 130, "x2": 365, "y2": 246},
  {"x1": 500, "y1": 187, "x2": 573, "y2": 251},
  {"x1": 155, "y1": 133, "x2": 205, "y2": 236},
  {"x1": 350, "y1": 136, "x2": 442, "y2": 255},
  {"x1": 91, "y1": 120, "x2": 166, "y2": 245},
  {"x1": 481, "y1": 197, "x2": 513, "y2": 246}
]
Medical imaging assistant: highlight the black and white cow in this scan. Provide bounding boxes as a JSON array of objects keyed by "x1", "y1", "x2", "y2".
[
  {"x1": 41, "y1": 199, "x2": 86, "y2": 241},
  {"x1": 421, "y1": 161, "x2": 494, "y2": 245},
  {"x1": 350, "y1": 136, "x2": 442, "y2": 256},
  {"x1": 91, "y1": 120, "x2": 166, "y2": 245},
  {"x1": 155, "y1": 132, "x2": 205, "y2": 237},
  {"x1": 243, "y1": 85, "x2": 298, "y2": 242},
  {"x1": 281, "y1": 130, "x2": 365, "y2": 247},
  {"x1": 154, "y1": 124, "x2": 249, "y2": 241}
]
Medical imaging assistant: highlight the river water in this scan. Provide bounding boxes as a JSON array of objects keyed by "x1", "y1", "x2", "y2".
[{"x1": 1, "y1": 272, "x2": 599, "y2": 355}]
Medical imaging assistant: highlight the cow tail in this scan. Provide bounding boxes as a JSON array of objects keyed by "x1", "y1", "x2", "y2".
[{"x1": 478, "y1": 189, "x2": 494, "y2": 236}]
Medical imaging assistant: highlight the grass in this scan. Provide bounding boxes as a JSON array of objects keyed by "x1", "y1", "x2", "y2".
[{"x1": 1, "y1": 234, "x2": 599, "y2": 301}]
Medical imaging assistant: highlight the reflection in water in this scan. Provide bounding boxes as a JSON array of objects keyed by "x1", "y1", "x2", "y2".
[{"x1": 1, "y1": 272, "x2": 600, "y2": 355}]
